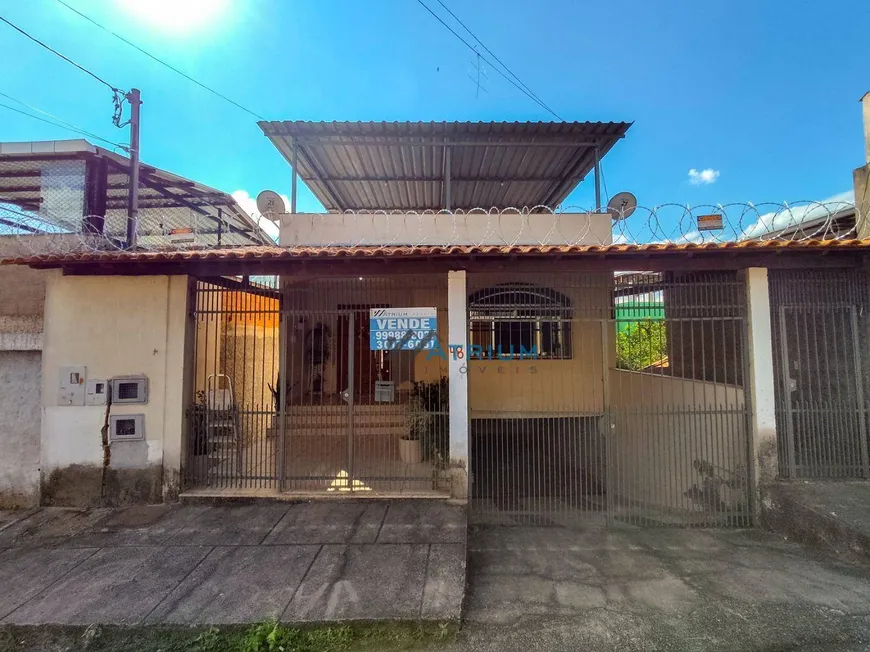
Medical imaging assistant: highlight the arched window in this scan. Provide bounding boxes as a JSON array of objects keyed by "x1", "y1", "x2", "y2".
[{"x1": 468, "y1": 283, "x2": 573, "y2": 359}]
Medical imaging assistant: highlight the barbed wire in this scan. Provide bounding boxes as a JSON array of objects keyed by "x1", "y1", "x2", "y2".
[{"x1": 0, "y1": 199, "x2": 861, "y2": 258}]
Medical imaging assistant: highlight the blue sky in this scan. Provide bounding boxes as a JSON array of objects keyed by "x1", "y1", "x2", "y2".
[{"x1": 1, "y1": 0, "x2": 868, "y2": 217}]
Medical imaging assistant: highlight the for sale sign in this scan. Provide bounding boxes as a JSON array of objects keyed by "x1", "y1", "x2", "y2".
[{"x1": 369, "y1": 307, "x2": 437, "y2": 351}]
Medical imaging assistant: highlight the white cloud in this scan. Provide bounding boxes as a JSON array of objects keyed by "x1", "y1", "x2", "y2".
[
  {"x1": 688, "y1": 168, "x2": 720, "y2": 185},
  {"x1": 231, "y1": 189, "x2": 282, "y2": 242}
]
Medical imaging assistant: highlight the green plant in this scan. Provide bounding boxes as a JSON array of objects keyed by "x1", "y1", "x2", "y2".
[
  {"x1": 408, "y1": 378, "x2": 450, "y2": 466},
  {"x1": 239, "y1": 620, "x2": 352, "y2": 652},
  {"x1": 616, "y1": 319, "x2": 668, "y2": 371},
  {"x1": 189, "y1": 390, "x2": 209, "y2": 456},
  {"x1": 188, "y1": 626, "x2": 225, "y2": 652}
]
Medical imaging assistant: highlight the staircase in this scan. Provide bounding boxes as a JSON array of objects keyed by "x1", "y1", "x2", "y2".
[
  {"x1": 205, "y1": 409, "x2": 241, "y2": 477},
  {"x1": 268, "y1": 404, "x2": 409, "y2": 437}
]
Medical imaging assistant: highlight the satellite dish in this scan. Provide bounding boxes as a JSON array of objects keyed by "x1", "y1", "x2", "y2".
[
  {"x1": 256, "y1": 190, "x2": 286, "y2": 221},
  {"x1": 606, "y1": 192, "x2": 637, "y2": 221}
]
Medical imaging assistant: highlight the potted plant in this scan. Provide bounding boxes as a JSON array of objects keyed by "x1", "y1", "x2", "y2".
[
  {"x1": 404, "y1": 378, "x2": 449, "y2": 466},
  {"x1": 401, "y1": 393, "x2": 425, "y2": 464},
  {"x1": 188, "y1": 390, "x2": 210, "y2": 479}
]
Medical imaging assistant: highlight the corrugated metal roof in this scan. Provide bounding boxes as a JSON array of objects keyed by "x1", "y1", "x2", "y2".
[
  {"x1": 258, "y1": 121, "x2": 631, "y2": 212},
  {"x1": 5, "y1": 239, "x2": 870, "y2": 268}
]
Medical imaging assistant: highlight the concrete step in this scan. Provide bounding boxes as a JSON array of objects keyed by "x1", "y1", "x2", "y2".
[
  {"x1": 764, "y1": 481, "x2": 870, "y2": 566},
  {"x1": 266, "y1": 425, "x2": 409, "y2": 437},
  {"x1": 287, "y1": 405, "x2": 409, "y2": 416},
  {"x1": 282, "y1": 416, "x2": 407, "y2": 428}
]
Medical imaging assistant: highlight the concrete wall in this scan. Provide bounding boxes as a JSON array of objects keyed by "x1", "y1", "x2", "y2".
[
  {"x1": 0, "y1": 351, "x2": 41, "y2": 507},
  {"x1": 854, "y1": 92, "x2": 869, "y2": 238},
  {"x1": 856, "y1": 164, "x2": 869, "y2": 239},
  {"x1": 280, "y1": 212, "x2": 613, "y2": 247},
  {"x1": 609, "y1": 369, "x2": 748, "y2": 513},
  {"x1": 0, "y1": 264, "x2": 47, "y2": 351},
  {"x1": 0, "y1": 256, "x2": 48, "y2": 507},
  {"x1": 40, "y1": 273, "x2": 188, "y2": 506}
]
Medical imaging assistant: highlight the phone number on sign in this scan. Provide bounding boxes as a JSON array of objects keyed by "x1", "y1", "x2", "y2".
[{"x1": 371, "y1": 330, "x2": 437, "y2": 350}]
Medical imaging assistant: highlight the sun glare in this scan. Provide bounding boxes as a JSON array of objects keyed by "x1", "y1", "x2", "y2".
[{"x1": 117, "y1": 0, "x2": 229, "y2": 34}]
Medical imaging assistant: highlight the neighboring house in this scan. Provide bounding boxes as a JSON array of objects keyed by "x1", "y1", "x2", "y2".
[
  {"x1": 753, "y1": 202, "x2": 856, "y2": 241},
  {"x1": 0, "y1": 139, "x2": 271, "y2": 248},
  {"x1": 0, "y1": 140, "x2": 272, "y2": 507},
  {"x1": 1, "y1": 122, "x2": 869, "y2": 532}
]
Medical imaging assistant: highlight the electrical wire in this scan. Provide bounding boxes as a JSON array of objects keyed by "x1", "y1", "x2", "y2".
[
  {"x1": 416, "y1": 0, "x2": 564, "y2": 121},
  {"x1": 53, "y1": 0, "x2": 267, "y2": 121},
  {"x1": 0, "y1": 14, "x2": 121, "y2": 92},
  {"x1": 433, "y1": 0, "x2": 563, "y2": 121},
  {"x1": 0, "y1": 96, "x2": 127, "y2": 149}
]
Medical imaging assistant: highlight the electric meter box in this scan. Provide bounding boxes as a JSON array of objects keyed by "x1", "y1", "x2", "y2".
[{"x1": 58, "y1": 366, "x2": 86, "y2": 406}]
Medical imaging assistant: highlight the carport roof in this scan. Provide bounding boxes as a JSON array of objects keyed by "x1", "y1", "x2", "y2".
[{"x1": 258, "y1": 121, "x2": 631, "y2": 212}]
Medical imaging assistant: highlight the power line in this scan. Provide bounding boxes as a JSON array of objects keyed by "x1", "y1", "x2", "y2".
[
  {"x1": 0, "y1": 95, "x2": 127, "y2": 149},
  {"x1": 416, "y1": 0, "x2": 564, "y2": 121},
  {"x1": 0, "y1": 14, "x2": 121, "y2": 92},
  {"x1": 53, "y1": 0, "x2": 267, "y2": 121},
  {"x1": 433, "y1": 0, "x2": 562, "y2": 121}
]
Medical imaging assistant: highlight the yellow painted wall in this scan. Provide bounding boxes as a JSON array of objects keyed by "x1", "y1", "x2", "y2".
[
  {"x1": 467, "y1": 274, "x2": 611, "y2": 415},
  {"x1": 41, "y1": 273, "x2": 188, "y2": 491},
  {"x1": 275, "y1": 272, "x2": 611, "y2": 411},
  {"x1": 192, "y1": 287, "x2": 279, "y2": 441}
]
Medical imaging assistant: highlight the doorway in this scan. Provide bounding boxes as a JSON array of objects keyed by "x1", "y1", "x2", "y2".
[{"x1": 336, "y1": 305, "x2": 392, "y2": 403}]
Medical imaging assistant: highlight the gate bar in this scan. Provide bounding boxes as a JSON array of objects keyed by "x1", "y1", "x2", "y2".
[
  {"x1": 277, "y1": 295, "x2": 288, "y2": 491},
  {"x1": 850, "y1": 307, "x2": 870, "y2": 477},
  {"x1": 347, "y1": 311, "x2": 355, "y2": 492}
]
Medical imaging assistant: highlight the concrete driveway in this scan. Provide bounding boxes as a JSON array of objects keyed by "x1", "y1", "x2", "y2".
[
  {"x1": 448, "y1": 525, "x2": 870, "y2": 651},
  {"x1": 0, "y1": 500, "x2": 466, "y2": 625}
]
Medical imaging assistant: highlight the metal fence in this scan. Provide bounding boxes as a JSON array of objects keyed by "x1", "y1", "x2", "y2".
[
  {"x1": 468, "y1": 270, "x2": 751, "y2": 527},
  {"x1": 185, "y1": 276, "x2": 281, "y2": 491},
  {"x1": 184, "y1": 273, "x2": 451, "y2": 496},
  {"x1": 770, "y1": 269, "x2": 870, "y2": 479}
]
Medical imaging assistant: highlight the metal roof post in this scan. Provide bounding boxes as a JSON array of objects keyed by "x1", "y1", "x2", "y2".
[
  {"x1": 444, "y1": 144, "x2": 452, "y2": 211},
  {"x1": 594, "y1": 146, "x2": 601, "y2": 211},
  {"x1": 291, "y1": 139, "x2": 298, "y2": 214}
]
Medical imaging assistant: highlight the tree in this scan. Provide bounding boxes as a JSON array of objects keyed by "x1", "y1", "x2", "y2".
[{"x1": 616, "y1": 319, "x2": 668, "y2": 371}]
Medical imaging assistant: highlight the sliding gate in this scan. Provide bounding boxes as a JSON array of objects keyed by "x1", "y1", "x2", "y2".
[
  {"x1": 468, "y1": 271, "x2": 752, "y2": 527},
  {"x1": 184, "y1": 275, "x2": 450, "y2": 495}
]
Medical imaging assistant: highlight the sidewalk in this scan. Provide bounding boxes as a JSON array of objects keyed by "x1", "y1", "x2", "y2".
[{"x1": 0, "y1": 500, "x2": 466, "y2": 625}]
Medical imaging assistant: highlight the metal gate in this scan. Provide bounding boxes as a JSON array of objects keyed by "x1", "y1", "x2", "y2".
[
  {"x1": 771, "y1": 270, "x2": 870, "y2": 479},
  {"x1": 185, "y1": 275, "x2": 450, "y2": 496},
  {"x1": 468, "y1": 270, "x2": 752, "y2": 527}
]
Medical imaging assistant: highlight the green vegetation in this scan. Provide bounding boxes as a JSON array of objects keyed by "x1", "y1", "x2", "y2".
[
  {"x1": 0, "y1": 621, "x2": 456, "y2": 652},
  {"x1": 616, "y1": 318, "x2": 668, "y2": 371}
]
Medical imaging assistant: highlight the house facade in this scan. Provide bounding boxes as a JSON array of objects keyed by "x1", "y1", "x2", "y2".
[{"x1": 2, "y1": 122, "x2": 869, "y2": 531}]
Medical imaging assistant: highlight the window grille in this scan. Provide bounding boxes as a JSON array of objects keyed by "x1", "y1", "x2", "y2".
[{"x1": 468, "y1": 283, "x2": 573, "y2": 359}]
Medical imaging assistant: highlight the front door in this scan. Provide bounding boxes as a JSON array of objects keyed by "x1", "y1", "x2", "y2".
[{"x1": 336, "y1": 307, "x2": 391, "y2": 402}]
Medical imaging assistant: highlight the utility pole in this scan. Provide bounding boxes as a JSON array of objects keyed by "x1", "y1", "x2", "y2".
[{"x1": 125, "y1": 88, "x2": 142, "y2": 249}]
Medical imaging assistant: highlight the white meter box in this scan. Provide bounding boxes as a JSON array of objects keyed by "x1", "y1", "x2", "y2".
[{"x1": 58, "y1": 366, "x2": 86, "y2": 406}]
